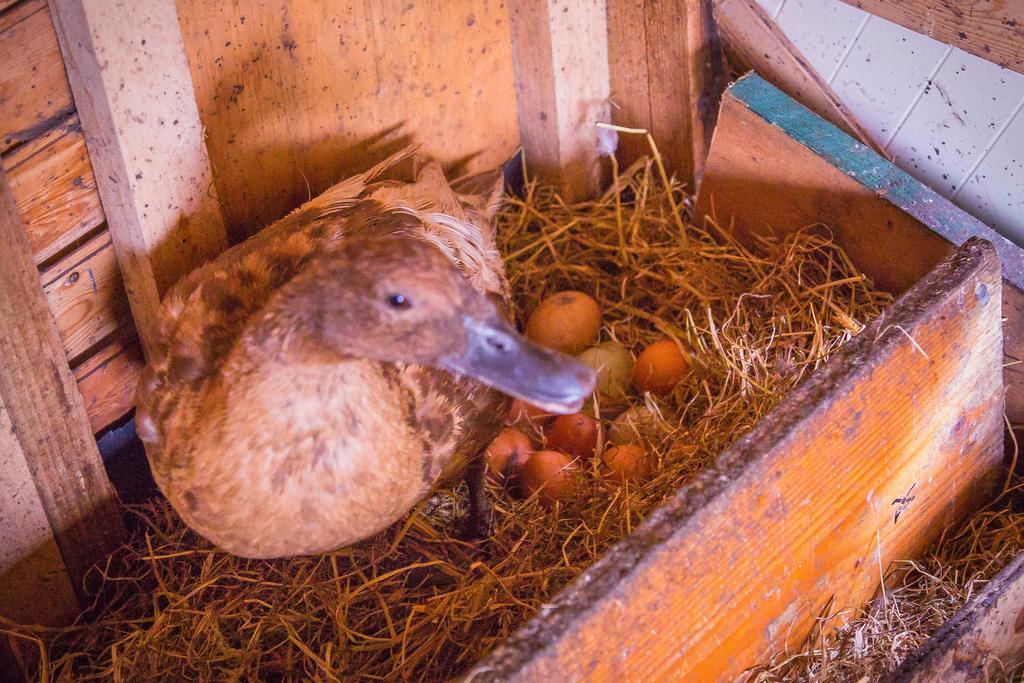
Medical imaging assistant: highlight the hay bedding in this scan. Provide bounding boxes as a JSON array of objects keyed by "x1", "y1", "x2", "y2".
[{"x1": 4, "y1": 148, "x2": 1010, "y2": 682}]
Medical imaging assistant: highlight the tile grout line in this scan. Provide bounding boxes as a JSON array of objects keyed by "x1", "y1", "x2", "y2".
[
  {"x1": 771, "y1": 0, "x2": 788, "y2": 20},
  {"x1": 826, "y1": 13, "x2": 872, "y2": 85},
  {"x1": 949, "y1": 93, "x2": 1024, "y2": 201},
  {"x1": 883, "y1": 45, "x2": 955, "y2": 151}
]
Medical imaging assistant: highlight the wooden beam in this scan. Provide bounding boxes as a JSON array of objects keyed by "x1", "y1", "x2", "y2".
[
  {"x1": 0, "y1": 165, "x2": 124, "y2": 604},
  {"x1": 509, "y1": 0, "x2": 611, "y2": 201},
  {"x1": 714, "y1": 0, "x2": 881, "y2": 154},
  {"x1": 838, "y1": 0, "x2": 1024, "y2": 76},
  {"x1": 607, "y1": 0, "x2": 727, "y2": 187},
  {"x1": 49, "y1": 0, "x2": 228, "y2": 357},
  {"x1": 896, "y1": 551, "x2": 1024, "y2": 681},
  {"x1": 73, "y1": 333, "x2": 144, "y2": 434},
  {"x1": 696, "y1": 73, "x2": 1024, "y2": 426},
  {"x1": 470, "y1": 237, "x2": 1004, "y2": 680}
]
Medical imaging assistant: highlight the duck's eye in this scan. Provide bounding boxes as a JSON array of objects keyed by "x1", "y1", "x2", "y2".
[{"x1": 387, "y1": 294, "x2": 412, "y2": 309}]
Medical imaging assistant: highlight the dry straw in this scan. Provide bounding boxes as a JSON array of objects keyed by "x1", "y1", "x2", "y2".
[{"x1": 16, "y1": 143, "x2": 999, "y2": 682}]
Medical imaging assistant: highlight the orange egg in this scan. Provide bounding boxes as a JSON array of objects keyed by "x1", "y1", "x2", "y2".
[
  {"x1": 525, "y1": 291, "x2": 602, "y2": 354},
  {"x1": 517, "y1": 450, "x2": 578, "y2": 505},
  {"x1": 545, "y1": 412, "x2": 601, "y2": 459},
  {"x1": 602, "y1": 443, "x2": 650, "y2": 484},
  {"x1": 508, "y1": 399, "x2": 556, "y2": 428},
  {"x1": 484, "y1": 428, "x2": 533, "y2": 485},
  {"x1": 632, "y1": 339, "x2": 691, "y2": 395}
]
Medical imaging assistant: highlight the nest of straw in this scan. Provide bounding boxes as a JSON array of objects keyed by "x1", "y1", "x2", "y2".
[{"x1": 5, "y1": 151, "x2": 912, "y2": 682}]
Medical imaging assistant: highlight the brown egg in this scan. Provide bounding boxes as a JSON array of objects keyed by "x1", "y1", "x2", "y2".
[
  {"x1": 545, "y1": 412, "x2": 601, "y2": 459},
  {"x1": 518, "y1": 450, "x2": 578, "y2": 505},
  {"x1": 525, "y1": 291, "x2": 602, "y2": 354},
  {"x1": 633, "y1": 339, "x2": 691, "y2": 395},
  {"x1": 602, "y1": 443, "x2": 650, "y2": 484},
  {"x1": 508, "y1": 399, "x2": 556, "y2": 428},
  {"x1": 484, "y1": 428, "x2": 533, "y2": 485},
  {"x1": 609, "y1": 404, "x2": 672, "y2": 446},
  {"x1": 578, "y1": 342, "x2": 634, "y2": 403}
]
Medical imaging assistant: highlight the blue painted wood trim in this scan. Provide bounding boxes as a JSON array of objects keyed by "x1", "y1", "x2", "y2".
[{"x1": 728, "y1": 73, "x2": 1024, "y2": 289}]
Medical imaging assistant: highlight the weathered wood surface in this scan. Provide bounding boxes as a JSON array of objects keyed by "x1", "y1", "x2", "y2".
[
  {"x1": 41, "y1": 231, "x2": 129, "y2": 363},
  {"x1": 508, "y1": 0, "x2": 610, "y2": 201},
  {"x1": 696, "y1": 73, "x2": 1024, "y2": 426},
  {"x1": 607, "y1": 0, "x2": 727, "y2": 186},
  {"x1": 837, "y1": 0, "x2": 1024, "y2": 76},
  {"x1": 895, "y1": 551, "x2": 1024, "y2": 682},
  {"x1": 0, "y1": 166, "x2": 124, "y2": 603},
  {"x1": 0, "y1": 0, "x2": 74, "y2": 154},
  {"x1": 177, "y1": 0, "x2": 519, "y2": 238},
  {"x1": 50, "y1": 0, "x2": 228, "y2": 357},
  {"x1": 713, "y1": 0, "x2": 879, "y2": 153},
  {"x1": 469, "y1": 236, "x2": 1004, "y2": 681},
  {"x1": 73, "y1": 333, "x2": 144, "y2": 434}
]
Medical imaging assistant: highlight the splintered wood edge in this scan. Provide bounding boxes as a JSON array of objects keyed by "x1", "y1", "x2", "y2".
[{"x1": 467, "y1": 237, "x2": 1001, "y2": 680}]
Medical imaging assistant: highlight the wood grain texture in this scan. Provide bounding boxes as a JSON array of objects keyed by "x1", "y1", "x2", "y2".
[
  {"x1": 469, "y1": 237, "x2": 1004, "y2": 681},
  {"x1": 509, "y1": 0, "x2": 610, "y2": 200},
  {"x1": 896, "y1": 551, "x2": 1024, "y2": 682},
  {"x1": 607, "y1": 0, "x2": 727, "y2": 186},
  {"x1": 714, "y1": 0, "x2": 880, "y2": 153},
  {"x1": 49, "y1": 0, "x2": 228, "y2": 357},
  {"x1": 0, "y1": 0, "x2": 74, "y2": 153},
  {"x1": 0, "y1": 165, "x2": 124, "y2": 602},
  {"x1": 696, "y1": 74, "x2": 1024, "y2": 425},
  {"x1": 838, "y1": 0, "x2": 1024, "y2": 76},
  {"x1": 41, "y1": 231, "x2": 130, "y2": 363},
  {"x1": 4, "y1": 114, "x2": 105, "y2": 265},
  {"x1": 176, "y1": 0, "x2": 519, "y2": 239},
  {"x1": 73, "y1": 333, "x2": 143, "y2": 433}
]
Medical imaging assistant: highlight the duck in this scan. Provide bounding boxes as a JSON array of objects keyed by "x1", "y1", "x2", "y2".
[{"x1": 134, "y1": 147, "x2": 595, "y2": 559}]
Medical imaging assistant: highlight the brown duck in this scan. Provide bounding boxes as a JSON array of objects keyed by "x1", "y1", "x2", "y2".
[{"x1": 135, "y1": 149, "x2": 594, "y2": 558}]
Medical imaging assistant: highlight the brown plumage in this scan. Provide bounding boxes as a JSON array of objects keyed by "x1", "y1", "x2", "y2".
[{"x1": 135, "y1": 149, "x2": 594, "y2": 558}]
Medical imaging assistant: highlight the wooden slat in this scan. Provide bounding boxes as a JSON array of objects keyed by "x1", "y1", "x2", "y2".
[
  {"x1": 0, "y1": 0, "x2": 74, "y2": 153},
  {"x1": 41, "y1": 231, "x2": 129, "y2": 362},
  {"x1": 0, "y1": 165, "x2": 124, "y2": 602},
  {"x1": 607, "y1": 0, "x2": 727, "y2": 185},
  {"x1": 508, "y1": 0, "x2": 611, "y2": 201},
  {"x1": 695, "y1": 73, "x2": 1024, "y2": 425},
  {"x1": 73, "y1": 333, "x2": 143, "y2": 433},
  {"x1": 838, "y1": 0, "x2": 1024, "y2": 76},
  {"x1": 49, "y1": 0, "x2": 228, "y2": 357},
  {"x1": 897, "y1": 551, "x2": 1024, "y2": 681},
  {"x1": 471, "y1": 236, "x2": 1004, "y2": 680},
  {"x1": 176, "y1": 0, "x2": 519, "y2": 239},
  {"x1": 4, "y1": 114, "x2": 105, "y2": 264},
  {"x1": 714, "y1": 0, "x2": 880, "y2": 153}
]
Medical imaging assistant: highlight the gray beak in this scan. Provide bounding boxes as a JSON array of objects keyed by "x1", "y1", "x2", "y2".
[{"x1": 443, "y1": 314, "x2": 596, "y2": 413}]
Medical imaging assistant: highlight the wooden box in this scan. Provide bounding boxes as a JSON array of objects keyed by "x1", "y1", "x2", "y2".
[{"x1": 1, "y1": 0, "x2": 1022, "y2": 680}]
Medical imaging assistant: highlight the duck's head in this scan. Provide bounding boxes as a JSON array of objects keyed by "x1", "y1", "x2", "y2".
[{"x1": 285, "y1": 236, "x2": 595, "y2": 413}]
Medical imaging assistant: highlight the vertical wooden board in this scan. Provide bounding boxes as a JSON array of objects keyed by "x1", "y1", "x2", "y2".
[
  {"x1": 4, "y1": 115, "x2": 105, "y2": 265},
  {"x1": 50, "y1": 0, "x2": 228, "y2": 357},
  {"x1": 509, "y1": 0, "x2": 610, "y2": 200},
  {"x1": 0, "y1": 0, "x2": 74, "y2": 153},
  {"x1": 176, "y1": 0, "x2": 519, "y2": 238},
  {"x1": 0, "y1": 166, "x2": 124, "y2": 601},
  {"x1": 696, "y1": 74, "x2": 1024, "y2": 424},
  {"x1": 73, "y1": 334, "x2": 144, "y2": 433},
  {"x1": 41, "y1": 232, "x2": 129, "y2": 362},
  {"x1": 469, "y1": 238, "x2": 1004, "y2": 681}
]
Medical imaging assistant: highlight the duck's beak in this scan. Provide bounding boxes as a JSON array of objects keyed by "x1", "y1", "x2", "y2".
[{"x1": 443, "y1": 314, "x2": 596, "y2": 414}]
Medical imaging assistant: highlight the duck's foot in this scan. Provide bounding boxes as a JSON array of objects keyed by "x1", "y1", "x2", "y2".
[{"x1": 459, "y1": 455, "x2": 493, "y2": 542}]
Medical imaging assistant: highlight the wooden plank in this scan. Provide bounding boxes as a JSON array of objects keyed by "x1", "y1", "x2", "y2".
[
  {"x1": 49, "y1": 0, "x2": 228, "y2": 357},
  {"x1": 713, "y1": 0, "x2": 880, "y2": 154},
  {"x1": 509, "y1": 0, "x2": 611, "y2": 201},
  {"x1": 73, "y1": 333, "x2": 143, "y2": 433},
  {"x1": 696, "y1": 73, "x2": 1024, "y2": 426},
  {"x1": 896, "y1": 551, "x2": 1024, "y2": 682},
  {"x1": 41, "y1": 231, "x2": 129, "y2": 362},
  {"x1": 0, "y1": 165, "x2": 124, "y2": 602},
  {"x1": 4, "y1": 114, "x2": 105, "y2": 264},
  {"x1": 607, "y1": 0, "x2": 727, "y2": 186},
  {"x1": 838, "y1": 0, "x2": 1024, "y2": 76},
  {"x1": 0, "y1": 0, "x2": 74, "y2": 153},
  {"x1": 470, "y1": 237, "x2": 1004, "y2": 681},
  {"x1": 176, "y1": 0, "x2": 519, "y2": 239}
]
